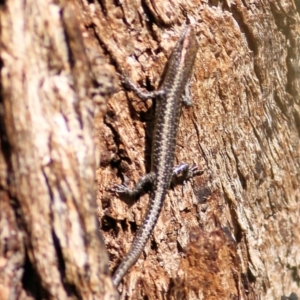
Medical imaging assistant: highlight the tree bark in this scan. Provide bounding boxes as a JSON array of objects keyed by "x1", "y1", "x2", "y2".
[
  {"x1": 0, "y1": 0, "x2": 117, "y2": 299},
  {"x1": 0, "y1": 0, "x2": 299, "y2": 300},
  {"x1": 97, "y1": 1, "x2": 300, "y2": 299}
]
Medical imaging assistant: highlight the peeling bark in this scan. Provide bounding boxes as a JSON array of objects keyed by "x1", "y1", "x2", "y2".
[
  {"x1": 0, "y1": 0, "x2": 117, "y2": 299},
  {"x1": 97, "y1": 1, "x2": 300, "y2": 299},
  {"x1": 0, "y1": 0, "x2": 299, "y2": 299}
]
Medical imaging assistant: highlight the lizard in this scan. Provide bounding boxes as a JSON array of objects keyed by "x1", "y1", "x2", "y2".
[{"x1": 111, "y1": 25, "x2": 200, "y2": 286}]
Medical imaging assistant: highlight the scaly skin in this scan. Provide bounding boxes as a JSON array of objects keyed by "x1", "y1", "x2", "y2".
[{"x1": 112, "y1": 25, "x2": 199, "y2": 286}]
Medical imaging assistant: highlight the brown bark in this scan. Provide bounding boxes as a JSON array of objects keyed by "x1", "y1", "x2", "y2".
[
  {"x1": 97, "y1": 1, "x2": 300, "y2": 299},
  {"x1": 0, "y1": 0, "x2": 117, "y2": 299},
  {"x1": 0, "y1": 0, "x2": 299, "y2": 300}
]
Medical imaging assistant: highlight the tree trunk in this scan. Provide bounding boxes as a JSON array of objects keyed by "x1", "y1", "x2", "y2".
[
  {"x1": 1, "y1": 0, "x2": 299, "y2": 300},
  {"x1": 0, "y1": 0, "x2": 117, "y2": 299},
  {"x1": 98, "y1": 1, "x2": 300, "y2": 299}
]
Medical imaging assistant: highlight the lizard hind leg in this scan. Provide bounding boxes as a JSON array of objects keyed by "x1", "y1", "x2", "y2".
[
  {"x1": 171, "y1": 163, "x2": 202, "y2": 186},
  {"x1": 181, "y1": 80, "x2": 193, "y2": 107},
  {"x1": 110, "y1": 172, "x2": 156, "y2": 199}
]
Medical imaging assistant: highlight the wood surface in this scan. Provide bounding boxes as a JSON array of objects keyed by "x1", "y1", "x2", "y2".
[{"x1": 0, "y1": 0, "x2": 299, "y2": 299}]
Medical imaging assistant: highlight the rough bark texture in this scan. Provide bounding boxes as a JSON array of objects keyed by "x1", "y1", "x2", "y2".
[
  {"x1": 0, "y1": 0, "x2": 299, "y2": 300},
  {"x1": 97, "y1": 0, "x2": 300, "y2": 299},
  {"x1": 0, "y1": 0, "x2": 117, "y2": 299}
]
